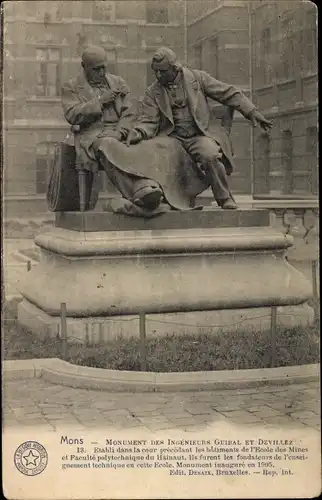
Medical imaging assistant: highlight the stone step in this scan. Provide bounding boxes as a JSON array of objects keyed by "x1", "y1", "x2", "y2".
[{"x1": 55, "y1": 208, "x2": 270, "y2": 232}]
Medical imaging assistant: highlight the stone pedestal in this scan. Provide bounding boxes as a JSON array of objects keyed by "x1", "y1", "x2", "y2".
[{"x1": 17, "y1": 209, "x2": 314, "y2": 342}]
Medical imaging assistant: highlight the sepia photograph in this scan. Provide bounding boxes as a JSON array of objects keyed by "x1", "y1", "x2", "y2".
[{"x1": 2, "y1": 0, "x2": 320, "y2": 498}]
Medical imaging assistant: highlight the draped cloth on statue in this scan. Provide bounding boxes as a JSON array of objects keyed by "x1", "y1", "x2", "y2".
[
  {"x1": 47, "y1": 136, "x2": 211, "y2": 213},
  {"x1": 93, "y1": 136, "x2": 210, "y2": 210}
]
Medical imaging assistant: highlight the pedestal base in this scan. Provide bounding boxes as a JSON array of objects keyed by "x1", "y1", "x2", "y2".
[{"x1": 17, "y1": 209, "x2": 313, "y2": 341}]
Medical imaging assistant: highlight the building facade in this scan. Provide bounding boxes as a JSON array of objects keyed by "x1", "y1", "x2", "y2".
[
  {"x1": 3, "y1": 0, "x2": 185, "y2": 202},
  {"x1": 251, "y1": 0, "x2": 318, "y2": 196},
  {"x1": 3, "y1": 0, "x2": 318, "y2": 215},
  {"x1": 186, "y1": 0, "x2": 318, "y2": 197}
]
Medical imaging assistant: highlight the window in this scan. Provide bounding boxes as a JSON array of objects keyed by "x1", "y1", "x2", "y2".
[
  {"x1": 92, "y1": 1, "x2": 115, "y2": 21},
  {"x1": 306, "y1": 8, "x2": 317, "y2": 72},
  {"x1": 260, "y1": 27, "x2": 272, "y2": 85},
  {"x1": 201, "y1": 37, "x2": 218, "y2": 77},
  {"x1": 306, "y1": 126, "x2": 318, "y2": 194},
  {"x1": 297, "y1": 26, "x2": 306, "y2": 73},
  {"x1": 43, "y1": 5, "x2": 62, "y2": 25},
  {"x1": 194, "y1": 44, "x2": 202, "y2": 70},
  {"x1": 76, "y1": 33, "x2": 88, "y2": 56},
  {"x1": 36, "y1": 142, "x2": 56, "y2": 194},
  {"x1": 255, "y1": 133, "x2": 270, "y2": 194},
  {"x1": 209, "y1": 37, "x2": 219, "y2": 78},
  {"x1": 106, "y1": 61, "x2": 117, "y2": 74},
  {"x1": 35, "y1": 48, "x2": 62, "y2": 97},
  {"x1": 280, "y1": 17, "x2": 295, "y2": 80},
  {"x1": 146, "y1": 54, "x2": 155, "y2": 87},
  {"x1": 26, "y1": 3, "x2": 61, "y2": 21},
  {"x1": 101, "y1": 48, "x2": 117, "y2": 74},
  {"x1": 262, "y1": 27, "x2": 271, "y2": 55},
  {"x1": 146, "y1": 0, "x2": 168, "y2": 24},
  {"x1": 282, "y1": 130, "x2": 293, "y2": 194}
]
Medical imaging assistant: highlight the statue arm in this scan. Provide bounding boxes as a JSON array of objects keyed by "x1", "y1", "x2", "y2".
[
  {"x1": 61, "y1": 82, "x2": 103, "y2": 127},
  {"x1": 198, "y1": 70, "x2": 256, "y2": 120},
  {"x1": 133, "y1": 90, "x2": 160, "y2": 140}
]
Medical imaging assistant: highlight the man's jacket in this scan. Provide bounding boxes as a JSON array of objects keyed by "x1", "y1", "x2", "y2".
[
  {"x1": 61, "y1": 71, "x2": 133, "y2": 171},
  {"x1": 136, "y1": 67, "x2": 256, "y2": 172}
]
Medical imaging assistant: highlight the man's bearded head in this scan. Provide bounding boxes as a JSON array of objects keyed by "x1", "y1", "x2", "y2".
[
  {"x1": 151, "y1": 47, "x2": 181, "y2": 86},
  {"x1": 81, "y1": 45, "x2": 107, "y2": 84}
]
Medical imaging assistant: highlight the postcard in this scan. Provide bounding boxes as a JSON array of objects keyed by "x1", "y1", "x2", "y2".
[{"x1": 2, "y1": 1, "x2": 320, "y2": 498}]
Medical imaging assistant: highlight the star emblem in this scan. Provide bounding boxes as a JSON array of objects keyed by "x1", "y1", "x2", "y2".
[{"x1": 23, "y1": 450, "x2": 39, "y2": 467}]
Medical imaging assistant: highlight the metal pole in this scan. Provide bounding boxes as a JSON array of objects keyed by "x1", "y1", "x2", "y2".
[
  {"x1": 312, "y1": 260, "x2": 318, "y2": 322},
  {"x1": 183, "y1": 0, "x2": 188, "y2": 65},
  {"x1": 99, "y1": 322, "x2": 104, "y2": 344},
  {"x1": 139, "y1": 312, "x2": 147, "y2": 371},
  {"x1": 270, "y1": 306, "x2": 277, "y2": 368},
  {"x1": 60, "y1": 302, "x2": 67, "y2": 359},
  {"x1": 248, "y1": 1, "x2": 255, "y2": 197},
  {"x1": 85, "y1": 322, "x2": 89, "y2": 346}
]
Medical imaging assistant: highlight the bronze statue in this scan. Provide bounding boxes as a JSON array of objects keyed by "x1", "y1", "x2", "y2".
[
  {"x1": 48, "y1": 45, "x2": 272, "y2": 216},
  {"x1": 127, "y1": 47, "x2": 272, "y2": 210}
]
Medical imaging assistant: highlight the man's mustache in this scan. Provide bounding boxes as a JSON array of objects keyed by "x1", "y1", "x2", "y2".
[{"x1": 156, "y1": 76, "x2": 168, "y2": 82}]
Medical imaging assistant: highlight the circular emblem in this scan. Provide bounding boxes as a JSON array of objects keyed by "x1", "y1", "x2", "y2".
[{"x1": 14, "y1": 441, "x2": 48, "y2": 476}]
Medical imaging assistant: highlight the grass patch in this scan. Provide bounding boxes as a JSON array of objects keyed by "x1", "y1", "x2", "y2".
[{"x1": 3, "y1": 303, "x2": 320, "y2": 372}]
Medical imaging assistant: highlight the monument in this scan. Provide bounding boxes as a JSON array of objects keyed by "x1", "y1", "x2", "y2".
[
  {"x1": 17, "y1": 45, "x2": 314, "y2": 342},
  {"x1": 17, "y1": 139, "x2": 313, "y2": 342}
]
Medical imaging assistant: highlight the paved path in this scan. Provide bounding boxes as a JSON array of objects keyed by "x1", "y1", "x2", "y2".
[{"x1": 3, "y1": 379, "x2": 320, "y2": 433}]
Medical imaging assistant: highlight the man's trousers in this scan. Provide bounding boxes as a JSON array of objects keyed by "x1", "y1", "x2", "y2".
[{"x1": 174, "y1": 134, "x2": 231, "y2": 204}]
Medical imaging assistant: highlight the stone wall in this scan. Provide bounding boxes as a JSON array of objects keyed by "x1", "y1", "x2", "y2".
[{"x1": 250, "y1": 200, "x2": 319, "y2": 263}]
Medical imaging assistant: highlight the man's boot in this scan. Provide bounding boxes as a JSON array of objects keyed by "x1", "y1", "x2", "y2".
[
  {"x1": 220, "y1": 197, "x2": 238, "y2": 209},
  {"x1": 207, "y1": 160, "x2": 238, "y2": 210},
  {"x1": 132, "y1": 179, "x2": 163, "y2": 211}
]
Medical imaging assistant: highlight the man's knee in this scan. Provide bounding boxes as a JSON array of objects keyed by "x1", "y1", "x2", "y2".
[
  {"x1": 197, "y1": 141, "x2": 223, "y2": 165},
  {"x1": 201, "y1": 153, "x2": 225, "y2": 173}
]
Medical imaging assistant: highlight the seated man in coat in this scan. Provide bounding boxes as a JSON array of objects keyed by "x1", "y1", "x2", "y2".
[
  {"x1": 61, "y1": 44, "x2": 162, "y2": 210},
  {"x1": 127, "y1": 47, "x2": 272, "y2": 209}
]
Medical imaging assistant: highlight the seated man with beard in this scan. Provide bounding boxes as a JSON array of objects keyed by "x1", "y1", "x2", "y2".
[
  {"x1": 127, "y1": 47, "x2": 272, "y2": 209},
  {"x1": 60, "y1": 44, "x2": 163, "y2": 211}
]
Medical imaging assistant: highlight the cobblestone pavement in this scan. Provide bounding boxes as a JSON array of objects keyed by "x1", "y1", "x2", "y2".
[{"x1": 3, "y1": 379, "x2": 320, "y2": 433}]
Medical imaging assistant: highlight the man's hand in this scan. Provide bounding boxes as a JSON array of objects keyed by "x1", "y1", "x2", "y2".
[
  {"x1": 249, "y1": 110, "x2": 272, "y2": 132},
  {"x1": 118, "y1": 128, "x2": 129, "y2": 142},
  {"x1": 117, "y1": 84, "x2": 129, "y2": 97},
  {"x1": 99, "y1": 89, "x2": 119, "y2": 106},
  {"x1": 126, "y1": 129, "x2": 144, "y2": 147}
]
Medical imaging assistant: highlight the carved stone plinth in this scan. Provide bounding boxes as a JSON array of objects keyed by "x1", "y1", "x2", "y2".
[{"x1": 17, "y1": 209, "x2": 314, "y2": 342}]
